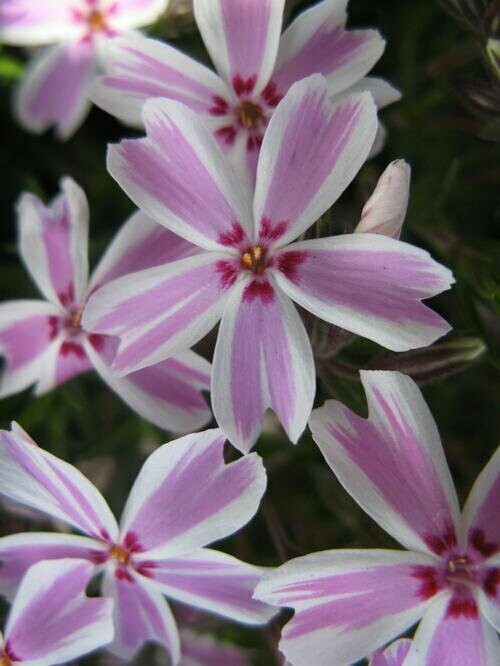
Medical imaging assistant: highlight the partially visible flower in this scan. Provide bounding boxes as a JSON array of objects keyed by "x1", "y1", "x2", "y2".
[
  {"x1": 369, "y1": 638, "x2": 412, "y2": 666},
  {"x1": 0, "y1": 0, "x2": 169, "y2": 137},
  {"x1": 0, "y1": 176, "x2": 212, "y2": 433},
  {"x1": 0, "y1": 425, "x2": 274, "y2": 664},
  {"x1": 92, "y1": 0, "x2": 400, "y2": 184},
  {"x1": 255, "y1": 371, "x2": 500, "y2": 665},
  {"x1": 0, "y1": 558, "x2": 114, "y2": 665},
  {"x1": 84, "y1": 76, "x2": 453, "y2": 453},
  {"x1": 355, "y1": 160, "x2": 411, "y2": 239}
]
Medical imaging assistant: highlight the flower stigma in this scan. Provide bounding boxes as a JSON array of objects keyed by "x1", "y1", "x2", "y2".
[
  {"x1": 241, "y1": 245, "x2": 268, "y2": 274},
  {"x1": 237, "y1": 101, "x2": 264, "y2": 129},
  {"x1": 109, "y1": 544, "x2": 129, "y2": 565}
]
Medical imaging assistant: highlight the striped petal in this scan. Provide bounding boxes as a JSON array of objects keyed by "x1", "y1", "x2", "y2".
[
  {"x1": 15, "y1": 42, "x2": 96, "y2": 139},
  {"x1": 145, "y1": 547, "x2": 275, "y2": 624},
  {"x1": 406, "y1": 594, "x2": 499, "y2": 666},
  {"x1": 273, "y1": 0, "x2": 385, "y2": 98},
  {"x1": 107, "y1": 97, "x2": 254, "y2": 251},
  {"x1": 5, "y1": 559, "x2": 113, "y2": 665},
  {"x1": 109, "y1": 0, "x2": 169, "y2": 30},
  {"x1": 0, "y1": 532, "x2": 105, "y2": 600},
  {"x1": 255, "y1": 549, "x2": 436, "y2": 666},
  {"x1": 90, "y1": 210, "x2": 199, "y2": 291},
  {"x1": 119, "y1": 429, "x2": 266, "y2": 558},
  {"x1": 102, "y1": 569, "x2": 180, "y2": 663},
  {"x1": 253, "y1": 76, "x2": 377, "y2": 247},
  {"x1": 0, "y1": 300, "x2": 59, "y2": 399},
  {"x1": 194, "y1": 0, "x2": 284, "y2": 95},
  {"x1": 86, "y1": 338, "x2": 212, "y2": 433},
  {"x1": 309, "y1": 371, "x2": 461, "y2": 556},
  {"x1": 83, "y1": 252, "x2": 233, "y2": 375},
  {"x1": 212, "y1": 277, "x2": 315, "y2": 453},
  {"x1": 0, "y1": 0, "x2": 81, "y2": 45},
  {"x1": 370, "y1": 638, "x2": 413, "y2": 666},
  {"x1": 92, "y1": 35, "x2": 231, "y2": 128},
  {"x1": 0, "y1": 423, "x2": 119, "y2": 540},
  {"x1": 18, "y1": 177, "x2": 89, "y2": 307},
  {"x1": 273, "y1": 234, "x2": 453, "y2": 352}
]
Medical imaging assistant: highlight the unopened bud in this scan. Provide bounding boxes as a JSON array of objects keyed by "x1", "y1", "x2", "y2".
[{"x1": 355, "y1": 160, "x2": 411, "y2": 239}]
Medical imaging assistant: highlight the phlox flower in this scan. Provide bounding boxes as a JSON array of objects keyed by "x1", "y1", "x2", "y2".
[
  {"x1": 255, "y1": 371, "x2": 500, "y2": 665},
  {"x1": 92, "y1": 0, "x2": 400, "y2": 183},
  {"x1": 0, "y1": 558, "x2": 113, "y2": 665},
  {"x1": 0, "y1": 0, "x2": 169, "y2": 137},
  {"x1": 0, "y1": 425, "x2": 275, "y2": 663},
  {"x1": 84, "y1": 75, "x2": 454, "y2": 453},
  {"x1": 0, "y1": 176, "x2": 212, "y2": 433}
]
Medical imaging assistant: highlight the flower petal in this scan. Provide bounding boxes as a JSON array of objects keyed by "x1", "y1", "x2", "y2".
[
  {"x1": 333, "y1": 76, "x2": 402, "y2": 110},
  {"x1": 273, "y1": 0, "x2": 385, "y2": 97},
  {"x1": 0, "y1": 0, "x2": 81, "y2": 45},
  {"x1": 119, "y1": 429, "x2": 266, "y2": 558},
  {"x1": 463, "y1": 447, "x2": 500, "y2": 560},
  {"x1": 369, "y1": 638, "x2": 413, "y2": 666},
  {"x1": 406, "y1": 594, "x2": 499, "y2": 666},
  {"x1": 212, "y1": 277, "x2": 315, "y2": 453},
  {"x1": 143, "y1": 548, "x2": 275, "y2": 625},
  {"x1": 109, "y1": 0, "x2": 169, "y2": 30},
  {"x1": 92, "y1": 35, "x2": 231, "y2": 127},
  {"x1": 102, "y1": 569, "x2": 180, "y2": 663},
  {"x1": 86, "y1": 337, "x2": 212, "y2": 433},
  {"x1": 83, "y1": 252, "x2": 233, "y2": 375},
  {"x1": 18, "y1": 177, "x2": 89, "y2": 307},
  {"x1": 253, "y1": 77, "x2": 377, "y2": 247},
  {"x1": 5, "y1": 559, "x2": 114, "y2": 664},
  {"x1": 107, "y1": 97, "x2": 254, "y2": 251},
  {"x1": 90, "y1": 210, "x2": 199, "y2": 290},
  {"x1": 194, "y1": 0, "x2": 284, "y2": 95},
  {"x1": 15, "y1": 42, "x2": 95, "y2": 139},
  {"x1": 255, "y1": 549, "x2": 436, "y2": 666},
  {"x1": 309, "y1": 371, "x2": 462, "y2": 555},
  {"x1": 273, "y1": 234, "x2": 453, "y2": 352},
  {"x1": 355, "y1": 160, "x2": 411, "y2": 239},
  {"x1": 0, "y1": 423, "x2": 119, "y2": 540},
  {"x1": 478, "y1": 553, "x2": 500, "y2": 632},
  {"x1": 0, "y1": 300, "x2": 59, "y2": 398},
  {"x1": 0, "y1": 532, "x2": 105, "y2": 600},
  {"x1": 34, "y1": 335, "x2": 93, "y2": 395}
]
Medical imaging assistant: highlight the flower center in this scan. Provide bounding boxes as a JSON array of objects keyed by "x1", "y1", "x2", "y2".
[
  {"x1": 236, "y1": 101, "x2": 264, "y2": 129},
  {"x1": 241, "y1": 245, "x2": 268, "y2": 274},
  {"x1": 109, "y1": 544, "x2": 130, "y2": 565},
  {"x1": 63, "y1": 307, "x2": 83, "y2": 336},
  {"x1": 0, "y1": 656, "x2": 11, "y2": 666},
  {"x1": 445, "y1": 555, "x2": 478, "y2": 588},
  {"x1": 86, "y1": 8, "x2": 107, "y2": 32}
]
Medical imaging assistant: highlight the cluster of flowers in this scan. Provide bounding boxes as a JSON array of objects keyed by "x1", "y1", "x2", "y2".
[{"x1": 0, "y1": 1, "x2": 498, "y2": 665}]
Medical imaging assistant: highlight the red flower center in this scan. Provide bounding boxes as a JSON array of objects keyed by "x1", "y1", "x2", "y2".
[
  {"x1": 241, "y1": 245, "x2": 269, "y2": 274},
  {"x1": 236, "y1": 101, "x2": 264, "y2": 129}
]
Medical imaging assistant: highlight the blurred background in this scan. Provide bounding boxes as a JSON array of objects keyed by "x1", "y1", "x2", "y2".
[{"x1": 0, "y1": 0, "x2": 499, "y2": 663}]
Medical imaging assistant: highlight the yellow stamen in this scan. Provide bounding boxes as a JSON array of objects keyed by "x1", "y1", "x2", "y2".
[
  {"x1": 241, "y1": 245, "x2": 266, "y2": 274},
  {"x1": 109, "y1": 544, "x2": 129, "y2": 565},
  {"x1": 237, "y1": 101, "x2": 263, "y2": 129},
  {"x1": 0, "y1": 655, "x2": 11, "y2": 666},
  {"x1": 87, "y1": 9, "x2": 107, "y2": 32},
  {"x1": 242, "y1": 251, "x2": 253, "y2": 269}
]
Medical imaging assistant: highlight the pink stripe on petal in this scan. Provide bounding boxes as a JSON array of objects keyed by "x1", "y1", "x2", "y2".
[
  {"x1": 370, "y1": 638, "x2": 412, "y2": 666},
  {"x1": 53, "y1": 337, "x2": 93, "y2": 387},
  {"x1": 309, "y1": 371, "x2": 461, "y2": 555},
  {"x1": 254, "y1": 78, "x2": 377, "y2": 247},
  {"x1": 107, "y1": 97, "x2": 253, "y2": 250},
  {"x1": 16, "y1": 42, "x2": 95, "y2": 139},
  {"x1": 5, "y1": 559, "x2": 113, "y2": 664},
  {"x1": 148, "y1": 548, "x2": 275, "y2": 624},
  {"x1": 119, "y1": 429, "x2": 266, "y2": 557},
  {"x1": 274, "y1": 234, "x2": 453, "y2": 352},
  {"x1": 0, "y1": 1, "x2": 82, "y2": 45},
  {"x1": 0, "y1": 425, "x2": 118, "y2": 540},
  {"x1": 101, "y1": 570, "x2": 180, "y2": 661},
  {"x1": 212, "y1": 278, "x2": 315, "y2": 453}
]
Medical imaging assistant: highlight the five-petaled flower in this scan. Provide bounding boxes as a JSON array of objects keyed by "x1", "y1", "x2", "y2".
[
  {"x1": 255, "y1": 371, "x2": 500, "y2": 665},
  {"x1": 0, "y1": 176, "x2": 213, "y2": 433},
  {"x1": 83, "y1": 75, "x2": 454, "y2": 453},
  {"x1": 0, "y1": 425, "x2": 275, "y2": 663},
  {"x1": 92, "y1": 0, "x2": 400, "y2": 184},
  {"x1": 0, "y1": 0, "x2": 169, "y2": 137},
  {"x1": 0, "y1": 558, "x2": 114, "y2": 665}
]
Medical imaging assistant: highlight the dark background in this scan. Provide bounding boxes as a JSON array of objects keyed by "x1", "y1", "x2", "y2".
[{"x1": 0, "y1": 1, "x2": 499, "y2": 663}]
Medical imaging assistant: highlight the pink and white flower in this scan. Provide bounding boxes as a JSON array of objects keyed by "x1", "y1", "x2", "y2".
[
  {"x1": 83, "y1": 75, "x2": 453, "y2": 453},
  {"x1": 0, "y1": 0, "x2": 169, "y2": 138},
  {"x1": 0, "y1": 176, "x2": 212, "y2": 433},
  {"x1": 0, "y1": 558, "x2": 114, "y2": 665},
  {"x1": 255, "y1": 371, "x2": 500, "y2": 665},
  {"x1": 92, "y1": 0, "x2": 400, "y2": 183},
  {"x1": 0, "y1": 424, "x2": 274, "y2": 663}
]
